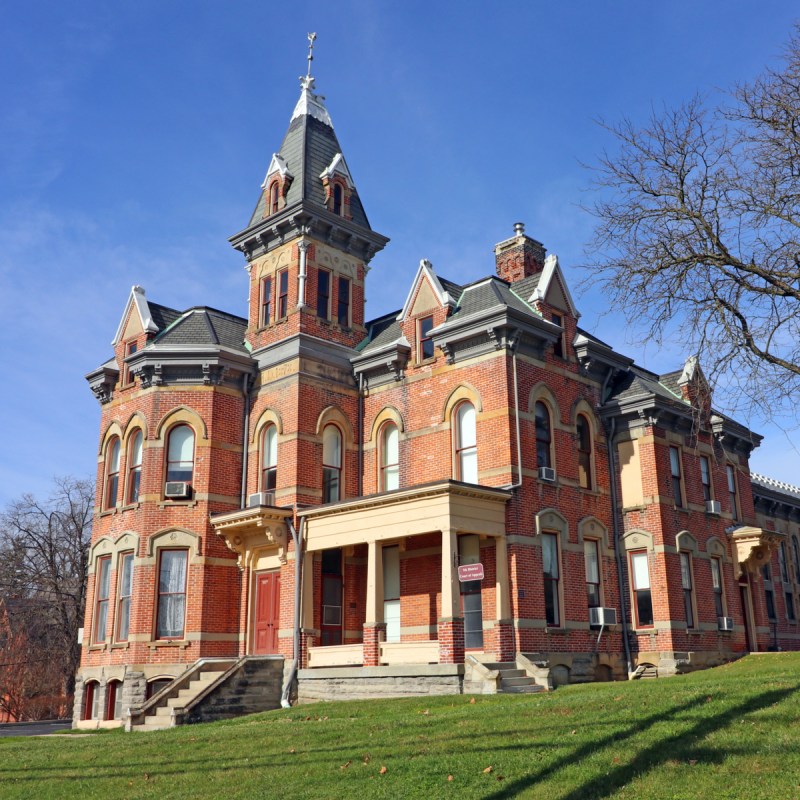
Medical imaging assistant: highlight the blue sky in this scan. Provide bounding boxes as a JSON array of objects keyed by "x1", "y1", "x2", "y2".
[{"x1": 1, "y1": 1, "x2": 798, "y2": 504}]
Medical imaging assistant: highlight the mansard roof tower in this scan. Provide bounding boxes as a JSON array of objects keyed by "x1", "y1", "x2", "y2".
[{"x1": 229, "y1": 33, "x2": 388, "y2": 355}]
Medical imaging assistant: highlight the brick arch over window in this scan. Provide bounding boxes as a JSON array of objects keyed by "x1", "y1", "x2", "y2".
[
  {"x1": 251, "y1": 409, "x2": 284, "y2": 444},
  {"x1": 527, "y1": 383, "x2": 561, "y2": 420},
  {"x1": 98, "y1": 421, "x2": 125, "y2": 456},
  {"x1": 578, "y1": 516, "x2": 610, "y2": 550},
  {"x1": 315, "y1": 405, "x2": 354, "y2": 445},
  {"x1": 368, "y1": 406, "x2": 405, "y2": 442},
  {"x1": 155, "y1": 406, "x2": 208, "y2": 443},
  {"x1": 534, "y1": 508, "x2": 569, "y2": 547},
  {"x1": 122, "y1": 411, "x2": 148, "y2": 440},
  {"x1": 441, "y1": 384, "x2": 483, "y2": 424}
]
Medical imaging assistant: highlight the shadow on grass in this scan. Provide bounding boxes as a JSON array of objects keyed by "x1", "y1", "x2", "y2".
[{"x1": 484, "y1": 682, "x2": 800, "y2": 800}]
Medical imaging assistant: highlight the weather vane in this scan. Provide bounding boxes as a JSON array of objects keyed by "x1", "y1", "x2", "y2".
[{"x1": 306, "y1": 32, "x2": 316, "y2": 78}]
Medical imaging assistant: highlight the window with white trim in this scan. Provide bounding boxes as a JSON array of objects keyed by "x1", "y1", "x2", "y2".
[
  {"x1": 711, "y1": 557, "x2": 725, "y2": 618},
  {"x1": 630, "y1": 550, "x2": 653, "y2": 627},
  {"x1": 680, "y1": 551, "x2": 695, "y2": 628},
  {"x1": 116, "y1": 552, "x2": 134, "y2": 642},
  {"x1": 105, "y1": 437, "x2": 121, "y2": 510},
  {"x1": 156, "y1": 549, "x2": 188, "y2": 639},
  {"x1": 261, "y1": 424, "x2": 277, "y2": 492},
  {"x1": 380, "y1": 422, "x2": 399, "y2": 492},
  {"x1": 584, "y1": 538, "x2": 601, "y2": 609},
  {"x1": 322, "y1": 425, "x2": 343, "y2": 503},
  {"x1": 542, "y1": 532, "x2": 560, "y2": 627},
  {"x1": 127, "y1": 430, "x2": 143, "y2": 504},
  {"x1": 166, "y1": 425, "x2": 194, "y2": 485},
  {"x1": 93, "y1": 556, "x2": 111, "y2": 644},
  {"x1": 535, "y1": 401, "x2": 552, "y2": 470},
  {"x1": 454, "y1": 402, "x2": 478, "y2": 483}
]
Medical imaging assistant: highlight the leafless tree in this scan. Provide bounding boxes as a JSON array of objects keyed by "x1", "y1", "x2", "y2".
[
  {"x1": 0, "y1": 477, "x2": 93, "y2": 719},
  {"x1": 585, "y1": 27, "x2": 800, "y2": 421}
]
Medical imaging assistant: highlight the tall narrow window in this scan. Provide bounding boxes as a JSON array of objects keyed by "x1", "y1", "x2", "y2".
[
  {"x1": 763, "y1": 564, "x2": 776, "y2": 620},
  {"x1": 322, "y1": 425, "x2": 342, "y2": 503},
  {"x1": 380, "y1": 422, "x2": 399, "y2": 491},
  {"x1": 669, "y1": 446, "x2": 684, "y2": 507},
  {"x1": 793, "y1": 536, "x2": 800, "y2": 584},
  {"x1": 551, "y1": 312, "x2": 564, "y2": 358},
  {"x1": 333, "y1": 184, "x2": 343, "y2": 216},
  {"x1": 779, "y1": 542, "x2": 790, "y2": 583},
  {"x1": 454, "y1": 402, "x2": 478, "y2": 483},
  {"x1": 277, "y1": 269, "x2": 289, "y2": 319},
  {"x1": 116, "y1": 552, "x2": 134, "y2": 642},
  {"x1": 127, "y1": 430, "x2": 143, "y2": 504},
  {"x1": 711, "y1": 557, "x2": 725, "y2": 618},
  {"x1": 320, "y1": 548, "x2": 343, "y2": 645},
  {"x1": 786, "y1": 589, "x2": 797, "y2": 621},
  {"x1": 316, "y1": 269, "x2": 330, "y2": 319},
  {"x1": 535, "y1": 401, "x2": 552, "y2": 469},
  {"x1": 584, "y1": 539, "x2": 601, "y2": 609},
  {"x1": 727, "y1": 465, "x2": 739, "y2": 521},
  {"x1": 166, "y1": 425, "x2": 194, "y2": 484},
  {"x1": 123, "y1": 341, "x2": 137, "y2": 386},
  {"x1": 699, "y1": 456, "x2": 712, "y2": 502},
  {"x1": 270, "y1": 182, "x2": 279, "y2": 214},
  {"x1": 542, "y1": 533, "x2": 560, "y2": 627},
  {"x1": 83, "y1": 682, "x2": 98, "y2": 721},
  {"x1": 157, "y1": 549, "x2": 188, "y2": 639},
  {"x1": 418, "y1": 315, "x2": 434, "y2": 360},
  {"x1": 93, "y1": 556, "x2": 111, "y2": 644},
  {"x1": 105, "y1": 680, "x2": 122, "y2": 721},
  {"x1": 105, "y1": 438, "x2": 121, "y2": 510},
  {"x1": 260, "y1": 276, "x2": 272, "y2": 327},
  {"x1": 576, "y1": 414, "x2": 592, "y2": 489},
  {"x1": 630, "y1": 550, "x2": 653, "y2": 627},
  {"x1": 680, "y1": 551, "x2": 695, "y2": 628},
  {"x1": 337, "y1": 276, "x2": 350, "y2": 327},
  {"x1": 261, "y1": 425, "x2": 277, "y2": 492}
]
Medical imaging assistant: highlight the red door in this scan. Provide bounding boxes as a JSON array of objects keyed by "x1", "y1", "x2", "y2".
[{"x1": 254, "y1": 571, "x2": 281, "y2": 654}]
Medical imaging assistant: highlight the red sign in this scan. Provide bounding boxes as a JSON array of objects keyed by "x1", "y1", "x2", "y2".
[{"x1": 458, "y1": 563, "x2": 484, "y2": 582}]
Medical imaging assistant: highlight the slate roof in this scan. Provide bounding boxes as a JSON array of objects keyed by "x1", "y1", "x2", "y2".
[
  {"x1": 659, "y1": 369, "x2": 682, "y2": 398},
  {"x1": 357, "y1": 311, "x2": 404, "y2": 352},
  {"x1": 751, "y1": 473, "x2": 800, "y2": 502},
  {"x1": 147, "y1": 301, "x2": 182, "y2": 332},
  {"x1": 153, "y1": 307, "x2": 248, "y2": 353},
  {"x1": 442, "y1": 277, "x2": 533, "y2": 325},
  {"x1": 249, "y1": 90, "x2": 371, "y2": 230},
  {"x1": 606, "y1": 365, "x2": 686, "y2": 407}
]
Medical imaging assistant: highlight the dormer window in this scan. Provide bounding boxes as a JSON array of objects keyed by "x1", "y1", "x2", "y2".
[
  {"x1": 551, "y1": 313, "x2": 564, "y2": 358},
  {"x1": 418, "y1": 316, "x2": 435, "y2": 361},
  {"x1": 269, "y1": 182, "x2": 279, "y2": 215},
  {"x1": 337, "y1": 277, "x2": 350, "y2": 327}
]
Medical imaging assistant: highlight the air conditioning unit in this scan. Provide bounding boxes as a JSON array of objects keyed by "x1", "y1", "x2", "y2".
[
  {"x1": 589, "y1": 607, "x2": 618, "y2": 626},
  {"x1": 248, "y1": 491, "x2": 276, "y2": 508},
  {"x1": 164, "y1": 481, "x2": 191, "y2": 499},
  {"x1": 538, "y1": 466, "x2": 556, "y2": 482},
  {"x1": 718, "y1": 616, "x2": 734, "y2": 632},
  {"x1": 705, "y1": 500, "x2": 722, "y2": 515}
]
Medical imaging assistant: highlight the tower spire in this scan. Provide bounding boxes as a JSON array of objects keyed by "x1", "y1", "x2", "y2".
[{"x1": 300, "y1": 32, "x2": 317, "y2": 91}]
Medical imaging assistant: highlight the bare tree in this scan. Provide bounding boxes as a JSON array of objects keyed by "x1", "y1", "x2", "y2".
[
  {"x1": 585, "y1": 27, "x2": 800, "y2": 420},
  {"x1": 0, "y1": 477, "x2": 93, "y2": 719}
]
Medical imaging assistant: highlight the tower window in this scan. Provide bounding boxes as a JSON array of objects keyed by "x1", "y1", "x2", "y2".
[
  {"x1": 116, "y1": 552, "x2": 134, "y2": 642},
  {"x1": 454, "y1": 402, "x2": 478, "y2": 483},
  {"x1": 166, "y1": 425, "x2": 194, "y2": 485},
  {"x1": 669, "y1": 446, "x2": 684, "y2": 507},
  {"x1": 123, "y1": 341, "x2": 137, "y2": 386},
  {"x1": 418, "y1": 315, "x2": 434, "y2": 361},
  {"x1": 333, "y1": 184, "x2": 343, "y2": 216},
  {"x1": 261, "y1": 424, "x2": 277, "y2": 492},
  {"x1": 93, "y1": 556, "x2": 111, "y2": 644},
  {"x1": 535, "y1": 401, "x2": 552, "y2": 470},
  {"x1": 630, "y1": 550, "x2": 653, "y2": 627},
  {"x1": 380, "y1": 422, "x2": 399, "y2": 492},
  {"x1": 260, "y1": 276, "x2": 272, "y2": 327},
  {"x1": 278, "y1": 270, "x2": 289, "y2": 319},
  {"x1": 337, "y1": 277, "x2": 350, "y2": 327},
  {"x1": 727, "y1": 465, "x2": 740, "y2": 520},
  {"x1": 551, "y1": 313, "x2": 564, "y2": 358},
  {"x1": 105, "y1": 437, "x2": 121, "y2": 510},
  {"x1": 700, "y1": 455, "x2": 712, "y2": 502},
  {"x1": 322, "y1": 425, "x2": 343, "y2": 503},
  {"x1": 127, "y1": 430, "x2": 143, "y2": 504},
  {"x1": 156, "y1": 549, "x2": 188, "y2": 639},
  {"x1": 576, "y1": 414, "x2": 592, "y2": 489},
  {"x1": 542, "y1": 532, "x2": 560, "y2": 627},
  {"x1": 270, "y1": 182, "x2": 279, "y2": 215},
  {"x1": 317, "y1": 269, "x2": 330, "y2": 319}
]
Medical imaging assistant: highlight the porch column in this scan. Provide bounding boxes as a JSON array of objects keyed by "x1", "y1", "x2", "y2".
[
  {"x1": 364, "y1": 540, "x2": 386, "y2": 667},
  {"x1": 439, "y1": 528, "x2": 464, "y2": 664},
  {"x1": 300, "y1": 552, "x2": 316, "y2": 668},
  {"x1": 494, "y1": 535, "x2": 515, "y2": 661}
]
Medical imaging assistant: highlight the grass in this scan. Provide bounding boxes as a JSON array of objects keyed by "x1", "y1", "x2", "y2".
[{"x1": 2, "y1": 653, "x2": 800, "y2": 799}]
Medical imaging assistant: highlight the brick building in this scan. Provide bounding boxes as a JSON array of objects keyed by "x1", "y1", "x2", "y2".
[{"x1": 74, "y1": 64, "x2": 800, "y2": 729}]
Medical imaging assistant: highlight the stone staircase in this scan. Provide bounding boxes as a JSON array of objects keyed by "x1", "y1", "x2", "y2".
[
  {"x1": 483, "y1": 662, "x2": 545, "y2": 694},
  {"x1": 128, "y1": 656, "x2": 285, "y2": 732},
  {"x1": 132, "y1": 670, "x2": 227, "y2": 731}
]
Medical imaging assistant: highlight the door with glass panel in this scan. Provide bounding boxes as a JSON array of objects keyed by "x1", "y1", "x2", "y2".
[
  {"x1": 459, "y1": 534, "x2": 483, "y2": 649},
  {"x1": 320, "y1": 549, "x2": 343, "y2": 646}
]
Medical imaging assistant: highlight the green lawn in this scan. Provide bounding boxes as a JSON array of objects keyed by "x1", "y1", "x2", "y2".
[{"x1": 3, "y1": 653, "x2": 800, "y2": 800}]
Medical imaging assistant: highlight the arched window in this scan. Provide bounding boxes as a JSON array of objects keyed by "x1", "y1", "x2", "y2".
[
  {"x1": 105, "y1": 437, "x2": 120, "y2": 509},
  {"x1": 83, "y1": 681, "x2": 100, "y2": 721},
  {"x1": 333, "y1": 184, "x2": 343, "y2": 216},
  {"x1": 105, "y1": 680, "x2": 122, "y2": 720},
  {"x1": 127, "y1": 430, "x2": 143, "y2": 503},
  {"x1": 166, "y1": 425, "x2": 194, "y2": 484},
  {"x1": 454, "y1": 402, "x2": 478, "y2": 483},
  {"x1": 261, "y1": 424, "x2": 277, "y2": 492},
  {"x1": 380, "y1": 422, "x2": 399, "y2": 491},
  {"x1": 535, "y1": 402, "x2": 552, "y2": 469},
  {"x1": 270, "y1": 182, "x2": 279, "y2": 214},
  {"x1": 576, "y1": 414, "x2": 592, "y2": 489},
  {"x1": 322, "y1": 425, "x2": 342, "y2": 503}
]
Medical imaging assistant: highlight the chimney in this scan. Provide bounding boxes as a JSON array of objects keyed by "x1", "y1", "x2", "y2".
[{"x1": 494, "y1": 223, "x2": 546, "y2": 283}]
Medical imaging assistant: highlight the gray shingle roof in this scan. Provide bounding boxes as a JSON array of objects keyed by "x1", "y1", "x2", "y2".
[
  {"x1": 154, "y1": 308, "x2": 248, "y2": 352},
  {"x1": 249, "y1": 109, "x2": 370, "y2": 230},
  {"x1": 148, "y1": 302, "x2": 182, "y2": 331},
  {"x1": 446, "y1": 277, "x2": 533, "y2": 323},
  {"x1": 607, "y1": 365, "x2": 686, "y2": 406},
  {"x1": 358, "y1": 311, "x2": 403, "y2": 353}
]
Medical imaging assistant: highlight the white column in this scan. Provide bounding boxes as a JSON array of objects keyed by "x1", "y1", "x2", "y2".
[
  {"x1": 302, "y1": 552, "x2": 315, "y2": 629},
  {"x1": 365, "y1": 540, "x2": 384, "y2": 625},
  {"x1": 441, "y1": 529, "x2": 460, "y2": 618}
]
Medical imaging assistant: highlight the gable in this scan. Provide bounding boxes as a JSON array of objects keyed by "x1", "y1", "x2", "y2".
[
  {"x1": 410, "y1": 279, "x2": 439, "y2": 316},
  {"x1": 121, "y1": 307, "x2": 144, "y2": 340},
  {"x1": 545, "y1": 274, "x2": 570, "y2": 314}
]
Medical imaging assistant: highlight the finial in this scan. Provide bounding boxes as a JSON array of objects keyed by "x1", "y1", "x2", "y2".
[{"x1": 299, "y1": 33, "x2": 318, "y2": 91}]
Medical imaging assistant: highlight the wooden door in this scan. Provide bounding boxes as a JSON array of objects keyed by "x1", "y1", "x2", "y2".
[{"x1": 254, "y1": 571, "x2": 281, "y2": 654}]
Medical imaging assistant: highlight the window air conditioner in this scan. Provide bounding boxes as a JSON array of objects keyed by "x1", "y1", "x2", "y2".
[
  {"x1": 248, "y1": 491, "x2": 276, "y2": 508},
  {"x1": 718, "y1": 616, "x2": 734, "y2": 632},
  {"x1": 705, "y1": 500, "x2": 722, "y2": 515},
  {"x1": 164, "y1": 481, "x2": 191, "y2": 499},
  {"x1": 538, "y1": 466, "x2": 556, "y2": 482},
  {"x1": 589, "y1": 607, "x2": 618, "y2": 626}
]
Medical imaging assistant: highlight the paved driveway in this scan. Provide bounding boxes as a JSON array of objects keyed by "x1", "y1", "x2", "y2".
[{"x1": 0, "y1": 721, "x2": 72, "y2": 737}]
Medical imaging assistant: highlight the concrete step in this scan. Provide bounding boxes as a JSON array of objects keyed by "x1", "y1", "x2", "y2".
[
  {"x1": 481, "y1": 662, "x2": 517, "y2": 671},
  {"x1": 154, "y1": 706, "x2": 174, "y2": 718},
  {"x1": 497, "y1": 669, "x2": 526, "y2": 679},
  {"x1": 501, "y1": 676, "x2": 536, "y2": 688},
  {"x1": 502, "y1": 684, "x2": 544, "y2": 694},
  {"x1": 132, "y1": 721, "x2": 171, "y2": 732}
]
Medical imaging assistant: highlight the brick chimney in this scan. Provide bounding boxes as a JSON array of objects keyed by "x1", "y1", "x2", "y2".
[{"x1": 494, "y1": 223, "x2": 546, "y2": 283}]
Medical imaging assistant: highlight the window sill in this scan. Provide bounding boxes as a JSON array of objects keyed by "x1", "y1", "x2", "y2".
[
  {"x1": 545, "y1": 627, "x2": 568, "y2": 635},
  {"x1": 121, "y1": 503, "x2": 141, "y2": 513},
  {"x1": 98, "y1": 508, "x2": 118, "y2": 518},
  {"x1": 147, "y1": 640, "x2": 189, "y2": 650},
  {"x1": 87, "y1": 643, "x2": 107, "y2": 652},
  {"x1": 110, "y1": 642, "x2": 130, "y2": 650},
  {"x1": 158, "y1": 500, "x2": 198, "y2": 509}
]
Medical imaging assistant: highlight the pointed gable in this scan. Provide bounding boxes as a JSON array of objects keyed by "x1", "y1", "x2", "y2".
[
  {"x1": 397, "y1": 260, "x2": 458, "y2": 322},
  {"x1": 112, "y1": 286, "x2": 160, "y2": 346},
  {"x1": 528, "y1": 254, "x2": 579, "y2": 318}
]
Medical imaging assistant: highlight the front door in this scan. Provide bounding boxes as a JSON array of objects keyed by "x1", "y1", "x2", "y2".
[
  {"x1": 739, "y1": 577, "x2": 755, "y2": 652},
  {"x1": 254, "y1": 570, "x2": 281, "y2": 654}
]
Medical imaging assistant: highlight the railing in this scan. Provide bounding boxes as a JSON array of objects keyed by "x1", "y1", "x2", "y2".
[
  {"x1": 380, "y1": 640, "x2": 439, "y2": 665},
  {"x1": 307, "y1": 644, "x2": 364, "y2": 668}
]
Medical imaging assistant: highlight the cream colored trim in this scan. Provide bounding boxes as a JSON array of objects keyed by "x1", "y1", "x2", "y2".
[
  {"x1": 535, "y1": 508, "x2": 568, "y2": 545},
  {"x1": 146, "y1": 527, "x2": 201, "y2": 558},
  {"x1": 578, "y1": 516, "x2": 609, "y2": 549},
  {"x1": 622, "y1": 528, "x2": 655, "y2": 552},
  {"x1": 441, "y1": 384, "x2": 483, "y2": 422}
]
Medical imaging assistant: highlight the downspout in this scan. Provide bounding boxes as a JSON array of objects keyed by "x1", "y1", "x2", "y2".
[
  {"x1": 297, "y1": 240, "x2": 308, "y2": 309},
  {"x1": 357, "y1": 373, "x2": 365, "y2": 496},
  {"x1": 281, "y1": 514, "x2": 305, "y2": 708},
  {"x1": 502, "y1": 333, "x2": 523, "y2": 490},
  {"x1": 601, "y1": 366, "x2": 632, "y2": 677},
  {"x1": 239, "y1": 373, "x2": 251, "y2": 508}
]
